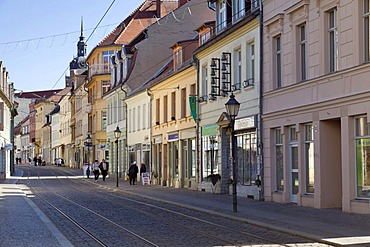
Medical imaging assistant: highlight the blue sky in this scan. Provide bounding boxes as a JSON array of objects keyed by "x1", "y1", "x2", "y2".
[{"x1": 0, "y1": 0, "x2": 144, "y2": 92}]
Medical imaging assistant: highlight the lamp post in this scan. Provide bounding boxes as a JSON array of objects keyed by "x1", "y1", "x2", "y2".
[
  {"x1": 114, "y1": 126, "x2": 121, "y2": 187},
  {"x1": 225, "y1": 92, "x2": 240, "y2": 212},
  {"x1": 85, "y1": 134, "x2": 92, "y2": 177}
]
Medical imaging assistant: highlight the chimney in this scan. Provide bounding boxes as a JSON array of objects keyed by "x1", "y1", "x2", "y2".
[
  {"x1": 178, "y1": 0, "x2": 188, "y2": 7},
  {"x1": 156, "y1": 0, "x2": 161, "y2": 18}
]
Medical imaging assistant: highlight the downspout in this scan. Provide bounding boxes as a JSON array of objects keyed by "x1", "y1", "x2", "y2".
[
  {"x1": 193, "y1": 54, "x2": 200, "y2": 189},
  {"x1": 10, "y1": 82, "x2": 17, "y2": 175},
  {"x1": 120, "y1": 85, "x2": 128, "y2": 176},
  {"x1": 146, "y1": 89, "x2": 153, "y2": 181},
  {"x1": 258, "y1": 0, "x2": 264, "y2": 200}
]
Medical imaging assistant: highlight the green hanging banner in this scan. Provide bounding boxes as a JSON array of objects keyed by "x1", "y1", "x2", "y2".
[{"x1": 189, "y1": 96, "x2": 197, "y2": 122}]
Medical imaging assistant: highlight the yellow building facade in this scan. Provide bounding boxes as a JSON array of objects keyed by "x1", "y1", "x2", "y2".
[
  {"x1": 86, "y1": 45, "x2": 121, "y2": 162},
  {"x1": 151, "y1": 45, "x2": 197, "y2": 188}
]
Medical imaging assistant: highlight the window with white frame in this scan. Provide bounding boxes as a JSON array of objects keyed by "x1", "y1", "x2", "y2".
[
  {"x1": 108, "y1": 103, "x2": 111, "y2": 125},
  {"x1": 233, "y1": 0, "x2": 245, "y2": 22},
  {"x1": 274, "y1": 35, "x2": 282, "y2": 88},
  {"x1": 116, "y1": 59, "x2": 121, "y2": 83},
  {"x1": 118, "y1": 98, "x2": 122, "y2": 121},
  {"x1": 174, "y1": 48, "x2": 183, "y2": 71},
  {"x1": 304, "y1": 123, "x2": 315, "y2": 193},
  {"x1": 102, "y1": 111, "x2": 107, "y2": 130},
  {"x1": 246, "y1": 42, "x2": 255, "y2": 86},
  {"x1": 201, "y1": 65, "x2": 208, "y2": 100},
  {"x1": 251, "y1": 0, "x2": 259, "y2": 11},
  {"x1": 155, "y1": 98, "x2": 160, "y2": 125},
  {"x1": 181, "y1": 87, "x2": 186, "y2": 118},
  {"x1": 129, "y1": 109, "x2": 132, "y2": 132},
  {"x1": 147, "y1": 102, "x2": 150, "y2": 128},
  {"x1": 216, "y1": 0, "x2": 227, "y2": 32},
  {"x1": 275, "y1": 128, "x2": 284, "y2": 191},
  {"x1": 164, "y1": 95, "x2": 168, "y2": 122},
  {"x1": 138, "y1": 105, "x2": 141, "y2": 130},
  {"x1": 299, "y1": 24, "x2": 307, "y2": 81},
  {"x1": 133, "y1": 107, "x2": 136, "y2": 131},
  {"x1": 328, "y1": 8, "x2": 338, "y2": 73},
  {"x1": 364, "y1": 0, "x2": 370, "y2": 61},
  {"x1": 234, "y1": 48, "x2": 242, "y2": 90},
  {"x1": 143, "y1": 103, "x2": 146, "y2": 129},
  {"x1": 113, "y1": 96, "x2": 117, "y2": 123},
  {"x1": 171, "y1": 92, "x2": 176, "y2": 120},
  {"x1": 103, "y1": 50, "x2": 114, "y2": 73},
  {"x1": 102, "y1": 80, "x2": 110, "y2": 96}
]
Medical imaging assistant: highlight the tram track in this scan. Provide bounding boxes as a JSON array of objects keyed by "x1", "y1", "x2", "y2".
[
  {"x1": 18, "y1": 166, "x2": 326, "y2": 246},
  {"x1": 22, "y1": 168, "x2": 159, "y2": 246}
]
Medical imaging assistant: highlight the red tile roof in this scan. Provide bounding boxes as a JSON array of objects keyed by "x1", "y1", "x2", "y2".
[{"x1": 98, "y1": 0, "x2": 178, "y2": 46}]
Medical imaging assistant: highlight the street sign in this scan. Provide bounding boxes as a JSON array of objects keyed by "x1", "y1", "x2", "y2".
[{"x1": 84, "y1": 142, "x2": 92, "y2": 147}]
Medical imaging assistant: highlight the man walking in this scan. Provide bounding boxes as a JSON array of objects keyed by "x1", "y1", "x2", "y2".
[
  {"x1": 100, "y1": 159, "x2": 109, "y2": 181},
  {"x1": 128, "y1": 161, "x2": 138, "y2": 185}
]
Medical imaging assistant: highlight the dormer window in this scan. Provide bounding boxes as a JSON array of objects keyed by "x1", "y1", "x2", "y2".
[
  {"x1": 174, "y1": 47, "x2": 183, "y2": 71},
  {"x1": 216, "y1": 0, "x2": 227, "y2": 32},
  {"x1": 233, "y1": 0, "x2": 245, "y2": 22}
]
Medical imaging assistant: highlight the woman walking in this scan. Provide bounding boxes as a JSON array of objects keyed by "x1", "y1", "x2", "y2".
[{"x1": 93, "y1": 160, "x2": 100, "y2": 182}]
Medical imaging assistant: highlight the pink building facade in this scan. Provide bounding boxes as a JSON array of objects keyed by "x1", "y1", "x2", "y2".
[{"x1": 262, "y1": 0, "x2": 370, "y2": 214}]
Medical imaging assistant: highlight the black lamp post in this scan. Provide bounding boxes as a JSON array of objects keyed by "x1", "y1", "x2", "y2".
[
  {"x1": 114, "y1": 126, "x2": 121, "y2": 187},
  {"x1": 85, "y1": 134, "x2": 92, "y2": 176},
  {"x1": 225, "y1": 92, "x2": 240, "y2": 212}
]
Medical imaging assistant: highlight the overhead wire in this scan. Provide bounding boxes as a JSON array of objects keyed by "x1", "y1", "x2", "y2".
[{"x1": 16, "y1": 0, "x2": 209, "y2": 95}]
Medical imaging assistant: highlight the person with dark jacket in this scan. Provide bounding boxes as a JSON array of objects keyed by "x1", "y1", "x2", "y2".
[
  {"x1": 128, "y1": 161, "x2": 139, "y2": 185},
  {"x1": 99, "y1": 159, "x2": 109, "y2": 181},
  {"x1": 140, "y1": 163, "x2": 146, "y2": 174}
]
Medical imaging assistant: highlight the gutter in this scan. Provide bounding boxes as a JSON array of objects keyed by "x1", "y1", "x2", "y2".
[{"x1": 258, "y1": 0, "x2": 264, "y2": 200}]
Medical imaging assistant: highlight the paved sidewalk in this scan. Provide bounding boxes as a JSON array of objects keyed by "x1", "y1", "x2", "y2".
[
  {"x1": 2, "y1": 167, "x2": 370, "y2": 246},
  {"x1": 0, "y1": 169, "x2": 72, "y2": 247}
]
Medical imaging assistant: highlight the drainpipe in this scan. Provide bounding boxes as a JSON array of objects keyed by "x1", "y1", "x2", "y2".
[
  {"x1": 120, "y1": 85, "x2": 128, "y2": 176},
  {"x1": 258, "y1": 0, "x2": 264, "y2": 200},
  {"x1": 146, "y1": 89, "x2": 153, "y2": 182},
  {"x1": 193, "y1": 54, "x2": 200, "y2": 189}
]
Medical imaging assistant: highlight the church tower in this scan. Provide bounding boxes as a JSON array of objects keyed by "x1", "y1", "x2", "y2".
[{"x1": 69, "y1": 17, "x2": 87, "y2": 73}]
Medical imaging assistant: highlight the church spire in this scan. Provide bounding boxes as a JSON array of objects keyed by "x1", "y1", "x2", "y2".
[{"x1": 77, "y1": 16, "x2": 86, "y2": 57}]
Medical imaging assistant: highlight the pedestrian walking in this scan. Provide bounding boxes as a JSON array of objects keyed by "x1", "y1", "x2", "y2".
[
  {"x1": 93, "y1": 160, "x2": 100, "y2": 182},
  {"x1": 140, "y1": 162, "x2": 146, "y2": 174},
  {"x1": 33, "y1": 157, "x2": 37, "y2": 166},
  {"x1": 99, "y1": 159, "x2": 109, "y2": 181},
  {"x1": 128, "y1": 161, "x2": 138, "y2": 185},
  {"x1": 86, "y1": 163, "x2": 91, "y2": 179}
]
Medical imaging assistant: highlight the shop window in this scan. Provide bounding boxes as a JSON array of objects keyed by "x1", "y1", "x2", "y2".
[
  {"x1": 202, "y1": 136, "x2": 219, "y2": 179},
  {"x1": 236, "y1": 132, "x2": 257, "y2": 185},
  {"x1": 305, "y1": 123, "x2": 315, "y2": 193},
  {"x1": 275, "y1": 128, "x2": 284, "y2": 191},
  {"x1": 355, "y1": 116, "x2": 370, "y2": 198}
]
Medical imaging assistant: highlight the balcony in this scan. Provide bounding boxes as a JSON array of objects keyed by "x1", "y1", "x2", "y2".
[{"x1": 88, "y1": 64, "x2": 111, "y2": 78}]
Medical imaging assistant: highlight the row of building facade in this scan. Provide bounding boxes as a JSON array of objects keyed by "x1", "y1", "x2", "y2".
[{"x1": 10, "y1": 0, "x2": 370, "y2": 214}]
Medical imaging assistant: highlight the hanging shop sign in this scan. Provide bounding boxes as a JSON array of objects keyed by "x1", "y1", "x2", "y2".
[
  {"x1": 202, "y1": 124, "x2": 218, "y2": 137},
  {"x1": 168, "y1": 133, "x2": 179, "y2": 142},
  {"x1": 188, "y1": 96, "x2": 197, "y2": 123},
  {"x1": 235, "y1": 115, "x2": 257, "y2": 131}
]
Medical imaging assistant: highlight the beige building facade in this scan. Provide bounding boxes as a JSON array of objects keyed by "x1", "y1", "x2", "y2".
[
  {"x1": 151, "y1": 55, "x2": 197, "y2": 188},
  {"x1": 262, "y1": 0, "x2": 370, "y2": 214},
  {"x1": 195, "y1": 1, "x2": 261, "y2": 198}
]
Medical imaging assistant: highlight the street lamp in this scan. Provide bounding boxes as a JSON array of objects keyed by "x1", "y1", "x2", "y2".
[
  {"x1": 114, "y1": 126, "x2": 121, "y2": 187},
  {"x1": 225, "y1": 92, "x2": 240, "y2": 212}
]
